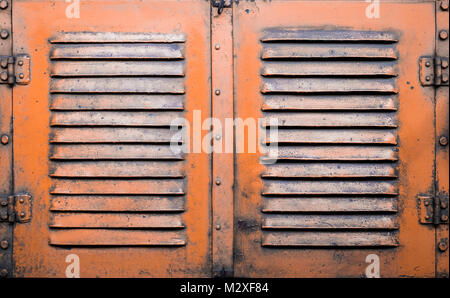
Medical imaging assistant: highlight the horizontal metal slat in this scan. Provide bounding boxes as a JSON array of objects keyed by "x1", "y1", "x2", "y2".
[
  {"x1": 50, "y1": 144, "x2": 183, "y2": 160},
  {"x1": 261, "y1": 43, "x2": 397, "y2": 60},
  {"x1": 266, "y1": 146, "x2": 398, "y2": 161},
  {"x1": 272, "y1": 129, "x2": 397, "y2": 144},
  {"x1": 51, "y1": 61, "x2": 185, "y2": 77},
  {"x1": 262, "y1": 231, "x2": 398, "y2": 247},
  {"x1": 49, "y1": 229, "x2": 186, "y2": 246},
  {"x1": 50, "y1": 195, "x2": 185, "y2": 212},
  {"x1": 49, "y1": 213, "x2": 184, "y2": 228},
  {"x1": 262, "y1": 180, "x2": 398, "y2": 196},
  {"x1": 51, "y1": 111, "x2": 184, "y2": 127},
  {"x1": 51, "y1": 179, "x2": 185, "y2": 195},
  {"x1": 49, "y1": 32, "x2": 186, "y2": 43},
  {"x1": 261, "y1": 78, "x2": 397, "y2": 93},
  {"x1": 262, "y1": 214, "x2": 398, "y2": 229},
  {"x1": 50, "y1": 161, "x2": 184, "y2": 178},
  {"x1": 261, "y1": 112, "x2": 397, "y2": 128},
  {"x1": 50, "y1": 77, "x2": 185, "y2": 94},
  {"x1": 261, "y1": 30, "x2": 398, "y2": 43},
  {"x1": 262, "y1": 95, "x2": 397, "y2": 111},
  {"x1": 50, "y1": 43, "x2": 184, "y2": 59},
  {"x1": 50, "y1": 94, "x2": 185, "y2": 111},
  {"x1": 262, "y1": 163, "x2": 396, "y2": 179},
  {"x1": 50, "y1": 127, "x2": 181, "y2": 143},
  {"x1": 262, "y1": 61, "x2": 397, "y2": 77},
  {"x1": 262, "y1": 197, "x2": 397, "y2": 213}
]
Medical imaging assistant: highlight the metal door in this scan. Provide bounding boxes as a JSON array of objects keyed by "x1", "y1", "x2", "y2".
[
  {"x1": 232, "y1": 0, "x2": 448, "y2": 277},
  {"x1": 6, "y1": 0, "x2": 212, "y2": 277}
]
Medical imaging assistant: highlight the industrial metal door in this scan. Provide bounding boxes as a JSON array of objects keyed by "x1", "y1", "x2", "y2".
[
  {"x1": 5, "y1": 0, "x2": 212, "y2": 277},
  {"x1": 232, "y1": 0, "x2": 448, "y2": 277}
]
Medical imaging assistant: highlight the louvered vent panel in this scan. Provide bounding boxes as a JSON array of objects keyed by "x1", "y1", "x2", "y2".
[
  {"x1": 48, "y1": 32, "x2": 186, "y2": 246},
  {"x1": 260, "y1": 29, "x2": 400, "y2": 247}
]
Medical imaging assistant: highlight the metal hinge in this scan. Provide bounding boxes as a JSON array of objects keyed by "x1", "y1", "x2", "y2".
[
  {"x1": 0, "y1": 194, "x2": 32, "y2": 223},
  {"x1": 211, "y1": 0, "x2": 232, "y2": 14},
  {"x1": 419, "y1": 56, "x2": 449, "y2": 86},
  {"x1": 0, "y1": 54, "x2": 31, "y2": 85},
  {"x1": 418, "y1": 195, "x2": 449, "y2": 225}
]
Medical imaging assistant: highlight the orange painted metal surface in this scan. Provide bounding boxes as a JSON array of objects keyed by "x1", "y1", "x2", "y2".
[{"x1": 0, "y1": 0, "x2": 447, "y2": 278}]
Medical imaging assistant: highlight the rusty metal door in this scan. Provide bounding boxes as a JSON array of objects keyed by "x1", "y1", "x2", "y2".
[
  {"x1": 4, "y1": 0, "x2": 212, "y2": 277},
  {"x1": 232, "y1": 0, "x2": 448, "y2": 277}
]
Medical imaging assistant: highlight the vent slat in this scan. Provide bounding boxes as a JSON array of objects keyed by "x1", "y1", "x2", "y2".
[
  {"x1": 51, "y1": 111, "x2": 184, "y2": 127},
  {"x1": 50, "y1": 127, "x2": 181, "y2": 143},
  {"x1": 262, "y1": 180, "x2": 398, "y2": 196},
  {"x1": 262, "y1": 197, "x2": 397, "y2": 213},
  {"x1": 262, "y1": 231, "x2": 399, "y2": 247},
  {"x1": 262, "y1": 61, "x2": 397, "y2": 77},
  {"x1": 262, "y1": 78, "x2": 397, "y2": 93},
  {"x1": 50, "y1": 43, "x2": 184, "y2": 59},
  {"x1": 49, "y1": 32, "x2": 186, "y2": 43},
  {"x1": 262, "y1": 112, "x2": 397, "y2": 128},
  {"x1": 50, "y1": 196, "x2": 185, "y2": 212},
  {"x1": 50, "y1": 94, "x2": 184, "y2": 111},
  {"x1": 273, "y1": 129, "x2": 397, "y2": 144},
  {"x1": 261, "y1": 44, "x2": 397, "y2": 59},
  {"x1": 50, "y1": 77, "x2": 185, "y2": 94},
  {"x1": 51, "y1": 179, "x2": 185, "y2": 195},
  {"x1": 51, "y1": 61, "x2": 185, "y2": 77},
  {"x1": 266, "y1": 146, "x2": 398, "y2": 161},
  {"x1": 262, "y1": 95, "x2": 397, "y2": 111},
  {"x1": 262, "y1": 214, "x2": 398, "y2": 229},
  {"x1": 50, "y1": 144, "x2": 183, "y2": 160},
  {"x1": 49, "y1": 213, "x2": 184, "y2": 228},
  {"x1": 50, "y1": 161, "x2": 184, "y2": 178},
  {"x1": 49, "y1": 230, "x2": 186, "y2": 246},
  {"x1": 262, "y1": 163, "x2": 396, "y2": 179},
  {"x1": 261, "y1": 30, "x2": 398, "y2": 42}
]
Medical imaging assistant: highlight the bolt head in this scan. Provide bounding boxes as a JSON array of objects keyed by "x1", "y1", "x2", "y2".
[
  {"x1": 215, "y1": 224, "x2": 221, "y2": 230},
  {"x1": 215, "y1": 134, "x2": 221, "y2": 140},
  {"x1": 215, "y1": 44, "x2": 220, "y2": 50},
  {"x1": 0, "y1": 269, "x2": 8, "y2": 277},
  {"x1": 424, "y1": 201, "x2": 429, "y2": 206},
  {"x1": 0, "y1": 0, "x2": 7, "y2": 9},
  {"x1": 215, "y1": 89, "x2": 221, "y2": 96},
  {"x1": 0, "y1": 71, "x2": 7, "y2": 81},
  {"x1": 441, "y1": 1, "x2": 449, "y2": 10},
  {"x1": 442, "y1": 74, "x2": 449, "y2": 83},
  {"x1": 215, "y1": 178, "x2": 221, "y2": 185},
  {"x1": 20, "y1": 212, "x2": 25, "y2": 218},
  {"x1": 442, "y1": 60, "x2": 449, "y2": 69},
  {"x1": 441, "y1": 202, "x2": 447, "y2": 209},
  {"x1": 440, "y1": 136, "x2": 448, "y2": 146},
  {"x1": 0, "y1": 240, "x2": 8, "y2": 250},
  {"x1": 425, "y1": 61, "x2": 431, "y2": 67},
  {"x1": 439, "y1": 30, "x2": 448, "y2": 40},
  {"x1": 0, "y1": 59, "x2": 7, "y2": 68},
  {"x1": 0, "y1": 29, "x2": 9, "y2": 39},
  {"x1": 18, "y1": 60, "x2": 23, "y2": 66},
  {"x1": 1, "y1": 134, "x2": 9, "y2": 145},
  {"x1": 439, "y1": 241, "x2": 448, "y2": 252},
  {"x1": 0, "y1": 201, "x2": 7, "y2": 206},
  {"x1": 425, "y1": 76, "x2": 431, "y2": 81},
  {"x1": 441, "y1": 215, "x2": 448, "y2": 222},
  {"x1": 18, "y1": 73, "x2": 25, "y2": 79}
]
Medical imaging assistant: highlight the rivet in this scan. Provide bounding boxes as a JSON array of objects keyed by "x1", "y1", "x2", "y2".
[
  {"x1": 215, "y1": 134, "x2": 221, "y2": 140},
  {"x1": 442, "y1": 60, "x2": 449, "y2": 69},
  {"x1": 439, "y1": 30, "x2": 448, "y2": 40},
  {"x1": 440, "y1": 136, "x2": 448, "y2": 146},
  {"x1": 425, "y1": 215, "x2": 430, "y2": 219},
  {"x1": 20, "y1": 212, "x2": 25, "y2": 218},
  {"x1": 0, "y1": 268, "x2": 8, "y2": 277},
  {"x1": 441, "y1": 1, "x2": 449, "y2": 10},
  {"x1": 19, "y1": 198, "x2": 24, "y2": 204},
  {"x1": 18, "y1": 73, "x2": 25, "y2": 79},
  {"x1": 425, "y1": 76, "x2": 431, "y2": 81},
  {"x1": 0, "y1": 71, "x2": 7, "y2": 81},
  {"x1": 0, "y1": 29, "x2": 9, "y2": 39},
  {"x1": 0, "y1": 59, "x2": 7, "y2": 68},
  {"x1": 18, "y1": 60, "x2": 24, "y2": 66},
  {"x1": 0, "y1": 1, "x2": 8, "y2": 10},
  {"x1": 425, "y1": 61, "x2": 431, "y2": 67},
  {"x1": 0, "y1": 201, "x2": 7, "y2": 206},
  {"x1": 215, "y1": 178, "x2": 221, "y2": 185},
  {"x1": 1, "y1": 134, "x2": 9, "y2": 145},
  {"x1": 438, "y1": 241, "x2": 448, "y2": 252},
  {"x1": 215, "y1": 89, "x2": 221, "y2": 96},
  {"x1": 215, "y1": 44, "x2": 220, "y2": 50},
  {"x1": 215, "y1": 224, "x2": 221, "y2": 230},
  {"x1": 441, "y1": 201, "x2": 447, "y2": 209},
  {"x1": 442, "y1": 74, "x2": 449, "y2": 83},
  {"x1": 424, "y1": 201, "x2": 429, "y2": 206},
  {"x1": 0, "y1": 240, "x2": 8, "y2": 250},
  {"x1": 441, "y1": 215, "x2": 448, "y2": 222}
]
